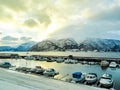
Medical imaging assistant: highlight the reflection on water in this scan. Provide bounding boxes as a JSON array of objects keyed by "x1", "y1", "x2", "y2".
[{"x1": 1, "y1": 59, "x2": 120, "y2": 90}]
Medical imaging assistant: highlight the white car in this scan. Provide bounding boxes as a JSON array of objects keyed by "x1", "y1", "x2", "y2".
[{"x1": 43, "y1": 68, "x2": 58, "y2": 77}]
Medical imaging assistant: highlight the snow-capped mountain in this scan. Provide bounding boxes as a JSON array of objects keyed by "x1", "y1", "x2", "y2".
[
  {"x1": 55, "y1": 38, "x2": 78, "y2": 50},
  {"x1": 29, "y1": 38, "x2": 78, "y2": 51},
  {"x1": 29, "y1": 38, "x2": 120, "y2": 52},
  {"x1": 0, "y1": 41, "x2": 37, "y2": 52},
  {"x1": 29, "y1": 40, "x2": 59, "y2": 51},
  {"x1": 1, "y1": 38, "x2": 120, "y2": 52},
  {"x1": 15, "y1": 41, "x2": 37, "y2": 51},
  {"x1": 79, "y1": 38, "x2": 120, "y2": 52}
]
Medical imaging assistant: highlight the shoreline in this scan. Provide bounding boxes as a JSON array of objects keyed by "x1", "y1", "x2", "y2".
[{"x1": 0, "y1": 52, "x2": 120, "y2": 64}]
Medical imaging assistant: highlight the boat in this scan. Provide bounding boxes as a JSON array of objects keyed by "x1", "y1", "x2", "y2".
[
  {"x1": 64, "y1": 59, "x2": 70, "y2": 64},
  {"x1": 70, "y1": 59, "x2": 78, "y2": 64},
  {"x1": 85, "y1": 73, "x2": 98, "y2": 84},
  {"x1": 100, "y1": 60, "x2": 109, "y2": 67},
  {"x1": 0, "y1": 62, "x2": 11, "y2": 68},
  {"x1": 109, "y1": 62, "x2": 118, "y2": 68},
  {"x1": 64, "y1": 59, "x2": 78, "y2": 64},
  {"x1": 81, "y1": 61, "x2": 88, "y2": 64},
  {"x1": 43, "y1": 68, "x2": 59, "y2": 77},
  {"x1": 24, "y1": 56, "x2": 35, "y2": 60},
  {"x1": 56, "y1": 58, "x2": 64, "y2": 63},
  {"x1": 88, "y1": 62, "x2": 97, "y2": 65},
  {"x1": 99, "y1": 73, "x2": 113, "y2": 88},
  {"x1": 71, "y1": 72, "x2": 85, "y2": 83}
]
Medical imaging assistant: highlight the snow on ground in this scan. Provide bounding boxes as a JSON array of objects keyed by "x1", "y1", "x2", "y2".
[
  {"x1": 0, "y1": 80, "x2": 33, "y2": 90},
  {"x1": 0, "y1": 68, "x2": 107, "y2": 90}
]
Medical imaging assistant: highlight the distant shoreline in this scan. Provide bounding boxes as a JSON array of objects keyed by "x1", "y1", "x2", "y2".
[{"x1": 0, "y1": 51, "x2": 120, "y2": 62}]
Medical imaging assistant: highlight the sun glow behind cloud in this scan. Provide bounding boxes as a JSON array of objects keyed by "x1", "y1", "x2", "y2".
[
  {"x1": 39, "y1": 23, "x2": 58, "y2": 41},
  {"x1": 0, "y1": 0, "x2": 120, "y2": 46}
]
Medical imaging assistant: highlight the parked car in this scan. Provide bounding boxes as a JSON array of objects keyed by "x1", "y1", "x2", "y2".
[
  {"x1": 43, "y1": 68, "x2": 59, "y2": 77},
  {"x1": 0, "y1": 62, "x2": 11, "y2": 68}
]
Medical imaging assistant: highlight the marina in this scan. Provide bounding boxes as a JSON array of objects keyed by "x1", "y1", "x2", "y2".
[{"x1": 0, "y1": 52, "x2": 120, "y2": 90}]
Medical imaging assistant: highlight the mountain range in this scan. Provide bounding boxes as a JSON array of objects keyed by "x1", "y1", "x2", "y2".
[
  {"x1": 0, "y1": 41, "x2": 36, "y2": 52},
  {"x1": 29, "y1": 38, "x2": 120, "y2": 52},
  {"x1": 1, "y1": 38, "x2": 120, "y2": 52}
]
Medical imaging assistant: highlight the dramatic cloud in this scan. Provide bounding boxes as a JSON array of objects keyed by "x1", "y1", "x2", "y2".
[
  {"x1": 24, "y1": 19, "x2": 38, "y2": 27},
  {"x1": 0, "y1": 0, "x2": 120, "y2": 46},
  {"x1": 0, "y1": 36, "x2": 33, "y2": 46}
]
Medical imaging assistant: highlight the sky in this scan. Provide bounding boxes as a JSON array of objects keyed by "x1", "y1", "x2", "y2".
[{"x1": 0, "y1": 0, "x2": 120, "y2": 46}]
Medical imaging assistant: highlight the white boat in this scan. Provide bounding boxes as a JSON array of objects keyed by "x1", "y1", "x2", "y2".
[
  {"x1": 71, "y1": 72, "x2": 85, "y2": 83},
  {"x1": 109, "y1": 62, "x2": 118, "y2": 68},
  {"x1": 88, "y1": 62, "x2": 97, "y2": 65},
  {"x1": 70, "y1": 59, "x2": 78, "y2": 64},
  {"x1": 24, "y1": 56, "x2": 35, "y2": 60},
  {"x1": 64, "y1": 59, "x2": 78, "y2": 64},
  {"x1": 56, "y1": 58, "x2": 64, "y2": 63},
  {"x1": 64, "y1": 59, "x2": 70, "y2": 64},
  {"x1": 81, "y1": 61, "x2": 88, "y2": 64},
  {"x1": 43, "y1": 68, "x2": 59, "y2": 77},
  {"x1": 99, "y1": 73, "x2": 113, "y2": 87},
  {"x1": 100, "y1": 60, "x2": 109, "y2": 67},
  {"x1": 85, "y1": 73, "x2": 98, "y2": 84}
]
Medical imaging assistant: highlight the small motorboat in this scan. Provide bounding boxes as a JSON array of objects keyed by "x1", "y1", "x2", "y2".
[
  {"x1": 43, "y1": 68, "x2": 59, "y2": 77},
  {"x1": 85, "y1": 73, "x2": 98, "y2": 84},
  {"x1": 64, "y1": 59, "x2": 70, "y2": 64},
  {"x1": 24, "y1": 56, "x2": 35, "y2": 60},
  {"x1": 64, "y1": 59, "x2": 78, "y2": 64},
  {"x1": 0, "y1": 62, "x2": 11, "y2": 68},
  {"x1": 56, "y1": 58, "x2": 64, "y2": 63},
  {"x1": 100, "y1": 60, "x2": 109, "y2": 67},
  {"x1": 109, "y1": 62, "x2": 118, "y2": 68},
  {"x1": 99, "y1": 73, "x2": 113, "y2": 88},
  {"x1": 81, "y1": 61, "x2": 88, "y2": 64},
  {"x1": 71, "y1": 72, "x2": 85, "y2": 83},
  {"x1": 88, "y1": 62, "x2": 97, "y2": 65}
]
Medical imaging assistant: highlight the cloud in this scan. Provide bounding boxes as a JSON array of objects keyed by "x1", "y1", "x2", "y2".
[
  {"x1": 34, "y1": 11, "x2": 51, "y2": 26},
  {"x1": 2, "y1": 36, "x2": 18, "y2": 41},
  {"x1": 0, "y1": 0, "x2": 120, "y2": 45},
  {"x1": 24, "y1": 19, "x2": 38, "y2": 27},
  {"x1": 0, "y1": 0, "x2": 28, "y2": 11},
  {"x1": 20, "y1": 36, "x2": 32, "y2": 41},
  {"x1": 0, "y1": 7, "x2": 13, "y2": 21},
  {"x1": 91, "y1": 6, "x2": 120, "y2": 21},
  {"x1": 0, "y1": 36, "x2": 33, "y2": 46}
]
